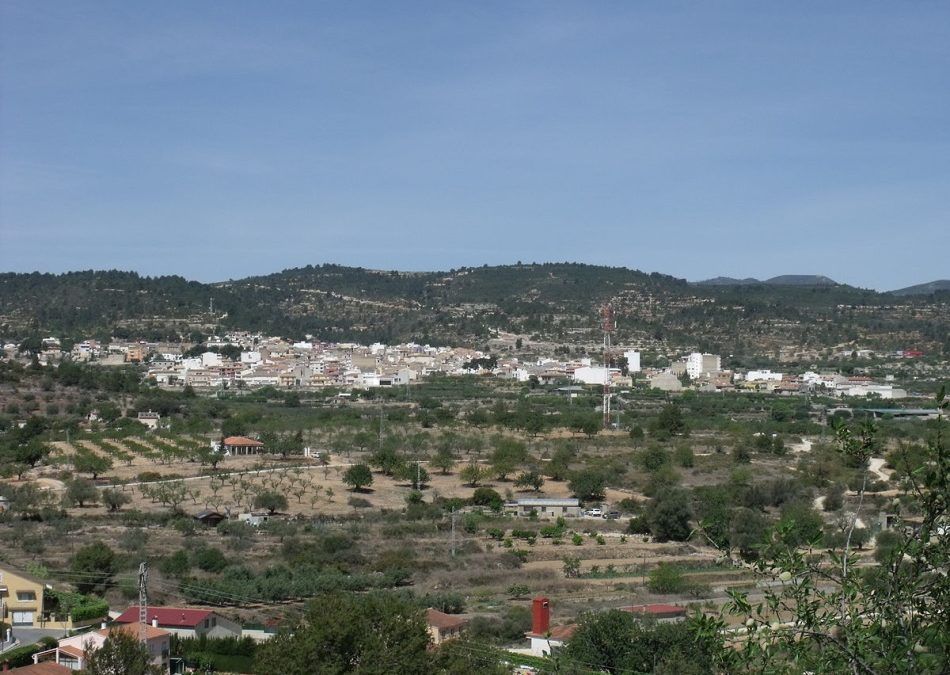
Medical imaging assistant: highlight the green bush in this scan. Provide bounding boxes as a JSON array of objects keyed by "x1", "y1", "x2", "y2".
[
  {"x1": 647, "y1": 564, "x2": 689, "y2": 594},
  {"x1": 193, "y1": 546, "x2": 228, "y2": 573},
  {"x1": 0, "y1": 643, "x2": 45, "y2": 668},
  {"x1": 471, "y1": 487, "x2": 504, "y2": 511},
  {"x1": 71, "y1": 599, "x2": 110, "y2": 622}
]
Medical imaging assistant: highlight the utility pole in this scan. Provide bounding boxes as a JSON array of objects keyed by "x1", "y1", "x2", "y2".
[
  {"x1": 450, "y1": 508, "x2": 457, "y2": 557},
  {"x1": 378, "y1": 403, "x2": 384, "y2": 448},
  {"x1": 137, "y1": 561, "x2": 149, "y2": 643}
]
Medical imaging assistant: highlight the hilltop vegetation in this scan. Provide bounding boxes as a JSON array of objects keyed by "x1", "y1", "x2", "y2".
[{"x1": 2, "y1": 263, "x2": 949, "y2": 357}]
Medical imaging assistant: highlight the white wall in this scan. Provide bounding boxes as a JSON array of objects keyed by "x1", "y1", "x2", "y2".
[{"x1": 623, "y1": 350, "x2": 641, "y2": 373}]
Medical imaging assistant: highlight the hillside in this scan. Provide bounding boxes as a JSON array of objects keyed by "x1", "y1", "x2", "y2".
[
  {"x1": 889, "y1": 279, "x2": 950, "y2": 296},
  {"x1": 695, "y1": 274, "x2": 838, "y2": 287},
  {"x1": 1, "y1": 264, "x2": 948, "y2": 357}
]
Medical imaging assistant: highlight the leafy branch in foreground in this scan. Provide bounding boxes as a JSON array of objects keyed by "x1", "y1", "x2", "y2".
[{"x1": 692, "y1": 385, "x2": 949, "y2": 674}]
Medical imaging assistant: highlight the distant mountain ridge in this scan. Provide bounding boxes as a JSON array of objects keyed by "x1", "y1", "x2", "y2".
[
  {"x1": 0, "y1": 263, "x2": 947, "y2": 357},
  {"x1": 694, "y1": 274, "x2": 838, "y2": 287},
  {"x1": 889, "y1": 280, "x2": 950, "y2": 296}
]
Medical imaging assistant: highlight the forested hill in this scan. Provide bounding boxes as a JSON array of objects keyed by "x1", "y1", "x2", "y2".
[{"x1": 1, "y1": 264, "x2": 948, "y2": 357}]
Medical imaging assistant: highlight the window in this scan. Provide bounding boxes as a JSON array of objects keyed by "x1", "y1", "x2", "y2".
[{"x1": 16, "y1": 590, "x2": 37, "y2": 602}]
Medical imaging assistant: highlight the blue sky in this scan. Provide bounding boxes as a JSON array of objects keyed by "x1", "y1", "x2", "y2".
[{"x1": 1, "y1": 1, "x2": 947, "y2": 289}]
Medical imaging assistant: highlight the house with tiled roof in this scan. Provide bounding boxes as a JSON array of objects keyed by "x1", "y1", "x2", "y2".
[
  {"x1": 425, "y1": 608, "x2": 467, "y2": 645},
  {"x1": 113, "y1": 605, "x2": 242, "y2": 639},
  {"x1": 221, "y1": 436, "x2": 265, "y2": 456},
  {"x1": 32, "y1": 623, "x2": 170, "y2": 673},
  {"x1": 524, "y1": 597, "x2": 576, "y2": 657}
]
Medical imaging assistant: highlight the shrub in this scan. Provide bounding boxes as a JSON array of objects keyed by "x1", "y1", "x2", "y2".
[
  {"x1": 193, "y1": 546, "x2": 228, "y2": 573},
  {"x1": 506, "y1": 584, "x2": 530, "y2": 599},
  {"x1": 645, "y1": 489, "x2": 693, "y2": 542},
  {"x1": 421, "y1": 591, "x2": 465, "y2": 614},
  {"x1": 347, "y1": 496, "x2": 372, "y2": 508},
  {"x1": 562, "y1": 556, "x2": 581, "y2": 578},
  {"x1": 823, "y1": 484, "x2": 845, "y2": 512},
  {"x1": 674, "y1": 445, "x2": 694, "y2": 468},
  {"x1": 648, "y1": 564, "x2": 688, "y2": 594},
  {"x1": 463, "y1": 513, "x2": 481, "y2": 534},
  {"x1": 471, "y1": 487, "x2": 504, "y2": 511},
  {"x1": 160, "y1": 549, "x2": 191, "y2": 577},
  {"x1": 71, "y1": 598, "x2": 110, "y2": 622},
  {"x1": 572, "y1": 533, "x2": 584, "y2": 546}
]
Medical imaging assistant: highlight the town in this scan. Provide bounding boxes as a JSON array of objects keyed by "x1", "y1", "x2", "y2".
[
  {"x1": 3, "y1": 1, "x2": 949, "y2": 672},
  {"x1": 11, "y1": 332, "x2": 921, "y2": 400},
  {"x1": 1, "y1": 323, "x2": 946, "y2": 673}
]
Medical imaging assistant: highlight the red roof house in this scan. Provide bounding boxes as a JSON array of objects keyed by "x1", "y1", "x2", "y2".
[
  {"x1": 426, "y1": 608, "x2": 467, "y2": 645},
  {"x1": 114, "y1": 606, "x2": 242, "y2": 638},
  {"x1": 221, "y1": 436, "x2": 265, "y2": 456}
]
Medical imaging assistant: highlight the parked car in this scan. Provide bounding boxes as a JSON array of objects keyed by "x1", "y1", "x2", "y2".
[
  {"x1": 586, "y1": 508, "x2": 603, "y2": 517},
  {"x1": 604, "y1": 511, "x2": 621, "y2": 519}
]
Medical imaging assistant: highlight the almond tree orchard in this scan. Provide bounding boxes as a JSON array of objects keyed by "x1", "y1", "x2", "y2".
[{"x1": 694, "y1": 388, "x2": 949, "y2": 673}]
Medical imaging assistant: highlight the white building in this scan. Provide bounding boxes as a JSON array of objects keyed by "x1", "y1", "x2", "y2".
[
  {"x1": 686, "y1": 353, "x2": 721, "y2": 379},
  {"x1": 572, "y1": 366, "x2": 616, "y2": 386},
  {"x1": 623, "y1": 350, "x2": 641, "y2": 373},
  {"x1": 201, "y1": 352, "x2": 222, "y2": 368},
  {"x1": 841, "y1": 384, "x2": 906, "y2": 400},
  {"x1": 744, "y1": 369, "x2": 783, "y2": 382}
]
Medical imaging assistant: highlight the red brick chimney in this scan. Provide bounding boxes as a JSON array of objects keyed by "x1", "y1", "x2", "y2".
[{"x1": 531, "y1": 597, "x2": 550, "y2": 635}]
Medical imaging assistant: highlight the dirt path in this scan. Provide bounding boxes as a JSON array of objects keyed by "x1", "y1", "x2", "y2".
[
  {"x1": 868, "y1": 457, "x2": 891, "y2": 483},
  {"x1": 790, "y1": 437, "x2": 814, "y2": 454}
]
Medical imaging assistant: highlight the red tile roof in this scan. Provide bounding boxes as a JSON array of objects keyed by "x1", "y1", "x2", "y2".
[
  {"x1": 426, "y1": 608, "x2": 467, "y2": 631},
  {"x1": 114, "y1": 606, "x2": 213, "y2": 628},
  {"x1": 8, "y1": 663, "x2": 73, "y2": 675},
  {"x1": 526, "y1": 624, "x2": 576, "y2": 640},
  {"x1": 102, "y1": 623, "x2": 170, "y2": 640},
  {"x1": 223, "y1": 436, "x2": 263, "y2": 447},
  {"x1": 56, "y1": 645, "x2": 85, "y2": 659}
]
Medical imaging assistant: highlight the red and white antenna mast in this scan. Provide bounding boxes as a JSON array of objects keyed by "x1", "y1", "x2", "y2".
[{"x1": 600, "y1": 303, "x2": 615, "y2": 428}]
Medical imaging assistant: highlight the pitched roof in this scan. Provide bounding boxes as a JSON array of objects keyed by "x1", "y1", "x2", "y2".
[
  {"x1": 223, "y1": 436, "x2": 263, "y2": 447},
  {"x1": 426, "y1": 608, "x2": 467, "y2": 631},
  {"x1": 102, "y1": 623, "x2": 169, "y2": 640},
  {"x1": 526, "y1": 624, "x2": 576, "y2": 640},
  {"x1": 113, "y1": 606, "x2": 213, "y2": 628},
  {"x1": 56, "y1": 645, "x2": 86, "y2": 659},
  {"x1": 8, "y1": 663, "x2": 72, "y2": 675}
]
